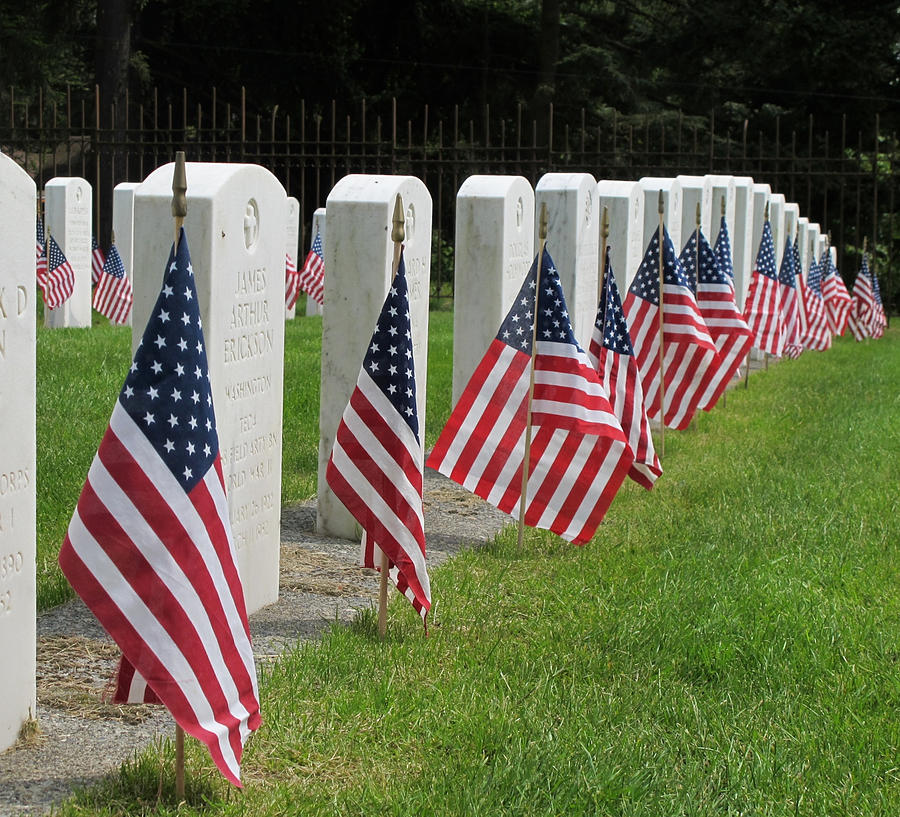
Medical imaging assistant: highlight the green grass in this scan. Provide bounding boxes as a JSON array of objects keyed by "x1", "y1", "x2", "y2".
[
  {"x1": 52, "y1": 328, "x2": 900, "y2": 815},
  {"x1": 35, "y1": 309, "x2": 455, "y2": 610}
]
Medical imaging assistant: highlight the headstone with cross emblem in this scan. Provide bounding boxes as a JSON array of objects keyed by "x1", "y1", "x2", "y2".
[
  {"x1": 44, "y1": 177, "x2": 93, "y2": 328},
  {"x1": 131, "y1": 162, "x2": 287, "y2": 614},
  {"x1": 452, "y1": 175, "x2": 534, "y2": 405},
  {"x1": 317, "y1": 175, "x2": 432, "y2": 539},
  {"x1": 534, "y1": 173, "x2": 599, "y2": 350}
]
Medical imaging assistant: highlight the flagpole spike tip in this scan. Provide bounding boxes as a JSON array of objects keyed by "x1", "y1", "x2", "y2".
[
  {"x1": 600, "y1": 205, "x2": 609, "y2": 242},
  {"x1": 391, "y1": 194, "x2": 405, "y2": 243},
  {"x1": 863, "y1": 236, "x2": 868, "y2": 252},
  {"x1": 721, "y1": 195, "x2": 726, "y2": 217},
  {"x1": 171, "y1": 151, "x2": 187, "y2": 219},
  {"x1": 539, "y1": 202, "x2": 548, "y2": 241},
  {"x1": 657, "y1": 189, "x2": 665, "y2": 215},
  {"x1": 764, "y1": 202, "x2": 769, "y2": 222},
  {"x1": 695, "y1": 201, "x2": 701, "y2": 228}
]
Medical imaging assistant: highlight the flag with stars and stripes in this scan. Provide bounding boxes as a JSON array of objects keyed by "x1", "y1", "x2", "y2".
[
  {"x1": 58, "y1": 229, "x2": 261, "y2": 788},
  {"x1": 870, "y1": 262, "x2": 887, "y2": 338},
  {"x1": 91, "y1": 236, "x2": 106, "y2": 287},
  {"x1": 679, "y1": 227, "x2": 753, "y2": 410},
  {"x1": 284, "y1": 252, "x2": 300, "y2": 310},
  {"x1": 800, "y1": 252, "x2": 832, "y2": 351},
  {"x1": 588, "y1": 249, "x2": 660, "y2": 490},
  {"x1": 327, "y1": 252, "x2": 431, "y2": 624},
  {"x1": 713, "y1": 215, "x2": 735, "y2": 296},
  {"x1": 37, "y1": 234, "x2": 76, "y2": 309},
  {"x1": 821, "y1": 250, "x2": 852, "y2": 336},
  {"x1": 622, "y1": 226, "x2": 718, "y2": 430},
  {"x1": 778, "y1": 236, "x2": 803, "y2": 359},
  {"x1": 36, "y1": 214, "x2": 45, "y2": 260},
  {"x1": 742, "y1": 221, "x2": 783, "y2": 356},
  {"x1": 428, "y1": 248, "x2": 633, "y2": 545},
  {"x1": 298, "y1": 230, "x2": 325, "y2": 306},
  {"x1": 93, "y1": 243, "x2": 134, "y2": 325}
]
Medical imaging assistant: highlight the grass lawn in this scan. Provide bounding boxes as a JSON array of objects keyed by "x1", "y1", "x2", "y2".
[{"x1": 46, "y1": 325, "x2": 899, "y2": 815}]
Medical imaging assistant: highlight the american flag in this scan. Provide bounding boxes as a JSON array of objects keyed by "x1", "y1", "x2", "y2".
[
  {"x1": 845, "y1": 259, "x2": 873, "y2": 342},
  {"x1": 93, "y1": 243, "x2": 133, "y2": 325},
  {"x1": 742, "y1": 221, "x2": 783, "y2": 356},
  {"x1": 298, "y1": 231, "x2": 325, "y2": 306},
  {"x1": 778, "y1": 236, "x2": 803, "y2": 359},
  {"x1": 713, "y1": 215, "x2": 735, "y2": 296},
  {"x1": 37, "y1": 234, "x2": 76, "y2": 309},
  {"x1": 622, "y1": 226, "x2": 718, "y2": 430},
  {"x1": 800, "y1": 252, "x2": 832, "y2": 351},
  {"x1": 428, "y1": 248, "x2": 633, "y2": 545},
  {"x1": 679, "y1": 227, "x2": 752, "y2": 410},
  {"x1": 587, "y1": 248, "x2": 660, "y2": 490},
  {"x1": 92, "y1": 236, "x2": 106, "y2": 287},
  {"x1": 326, "y1": 252, "x2": 430, "y2": 623},
  {"x1": 36, "y1": 214, "x2": 45, "y2": 260},
  {"x1": 821, "y1": 250, "x2": 852, "y2": 336},
  {"x1": 284, "y1": 252, "x2": 300, "y2": 310},
  {"x1": 870, "y1": 261, "x2": 887, "y2": 338},
  {"x1": 58, "y1": 229, "x2": 261, "y2": 787}
]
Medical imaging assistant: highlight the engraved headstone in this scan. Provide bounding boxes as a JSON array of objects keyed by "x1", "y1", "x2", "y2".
[
  {"x1": 784, "y1": 202, "x2": 800, "y2": 250},
  {"x1": 112, "y1": 182, "x2": 140, "y2": 327},
  {"x1": 535, "y1": 172, "x2": 599, "y2": 349},
  {"x1": 768, "y1": 193, "x2": 786, "y2": 266},
  {"x1": 797, "y1": 217, "x2": 810, "y2": 278},
  {"x1": 731, "y1": 176, "x2": 756, "y2": 308},
  {"x1": 132, "y1": 163, "x2": 287, "y2": 614},
  {"x1": 817, "y1": 233, "x2": 827, "y2": 265},
  {"x1": 705, "y1": 174, "x2": 736, "y2": 244},
  {"x1": 808, "y1": 222, "x2": 822, "y2": 270},
  {"x1": 639, "y1": 177, "x2": 683, "y2": 259},
  {"x1": 43, "y1": 177, "x2": 92, "y2": 328},
  {"x1": 284, "y1": 196, "x2": 301, "y2": 320},
  {"x1": 0, "y1": 153, "x2": 37, "y2": 752},
  {"x1": 305, "y1": 207, "x2": 326, "y2": 317},
  {"x1": 750, "y1": 183, "x2": 771, "y2": 264},
  {"x1": 676, "y1": 175, "x2": 713, "y2": 252},
  {"x1": 597, "y1": 179, "x2": 644, "y2": 289},
  {"x1": 317, "y1": 175, "x2": 432, "y2": 539},
  {"x1": 452, "y1": 176, "x2": 534, "y2": 405}
]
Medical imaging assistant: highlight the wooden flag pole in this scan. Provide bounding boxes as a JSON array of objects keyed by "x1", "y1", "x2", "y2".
[
  {"x1": 377, "y1": 194, "x2": 405, "y2": 640},
  {"x1": 656, "y1": 190, "x2": 666, "y2": 458},
  {"x1": 516, "y1": 202, "x2": 548, "y2": 550},
  {"x1": 598, "y1": 205, "x2": 610, "y2": 336},
  {"x1": 694, "y1": 202, "x2": 701, "y2": 291},
  {"x1": 744, "y1": 202, "x2": 769, "y2": 388},
  {"x1": 720, "y1": 195, "x2": 728, "y2": 408},
  {"x1": 171, "y1": 150, "x2": 188, "y2": 801}
]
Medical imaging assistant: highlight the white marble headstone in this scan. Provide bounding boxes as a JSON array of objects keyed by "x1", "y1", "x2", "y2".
[
  {"x1": 750, "y1": 183, "x2": 771, "y2": 273},
  {"x1": 112, "y1": 182, "x2": 140, "y2": 327},
  {"x1": 284, "y1": 196, "x2": 300, "y2": 320},
  {"x1": 43, "y1": 177, "x2": 92, "y2": 328},
  {"x1": 597, "y1": 180, "x2": 644, "y2": 290},
  {"x1": 784, "y1": 202, "x2": 800, "y2": 251},
  {"x1": 132, "y1": 162, "x2": 287, "y2": 614},
  {"x1": 0, "y1": 153, "x2": 37, "y2": 753},
  {"x1": 535, "y1": 173, "x2": 599, "y2": 349},
  {"x1": 452, "y1": 176, "x2": 534, "y2": 405},
  {"x1": 797, "y1": 217, "x2": 810, "y2": 279},
  {"x1": 768, "y1": 193, "x2": 786, "y2": 267},
  {"x1": 305, "y1": 208, "x2": 326, "y2": 317},
  {"x1": 676, "y1": 175, "x2": 713, "y2": 253},
  {"x1": 731, "y1": 176, "x2": 756, "y2": 308},
  {"x1": 808, "y1": 223, "x2": 822, "y2": 270},
  {"x1": 705, "y1": 174, "x2": 736, "y2": 243},
  {"x1": 639, "y1": 177, "x2": 683, "y2": 260},
  {"x1": 817, "y1": 234, "x2": 827, "y2": 265},
  {"x1": 318, "y1": 175, "x2": 432, "y2": 539}
]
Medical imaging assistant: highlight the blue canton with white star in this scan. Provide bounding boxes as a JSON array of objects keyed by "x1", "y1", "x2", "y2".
[
  {"x1": 694, "y1": 228, "x2": 729, "y2": 286},
  {"x1": 595, "y1": 249, "x2": 634, "y2": 356},
  {"x1": 104, "y1": 244, "x2": 127, "y2": 279},
  {"x1": 792, "y1": 237, "x2": 802, "y2": 285},
  {"x1": 628, "y1": 226, "x2": 692, "y2": 305},
  {"x1": 755, "y1": 222, "x2": 778, "y2": 281},
  {"x1": 714, "y1": 216, "x2": 734, "y2": 280},
  {"x1": 808, "y1": 257, "x2": 824, "y2": 296},
  {"x1": 497, "y1": 248, "x2": 581, "y2": 356},
  {"x1": 679, "y1": 231, "x2": 699, "y2": 292},
  {"x1": 362, "y1": 253, "x2": 419, "y2": 441},
  {"x1": 119, "y1": 229, "x2": 218, "y2": 491},
  {"x1": 778, "y1": 237, "x2": 797, "y2": 288}
]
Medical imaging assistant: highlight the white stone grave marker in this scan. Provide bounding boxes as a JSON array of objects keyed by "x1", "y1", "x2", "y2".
[
  {"x1": 768, "y1": 192, "x2": 786, "y2": 267},
  {"x1": 535, "y1": 173, "x2": 599, "y2": 349},
  {"x1": 452, "y1": 176, "x2": 534, "y2": 405},
  {"x1": 318, "y1": 175, "x2": 432, "y2": 539},
  {"x1": 808, "y1": 222, "x2": 822, "y2": 269},
  {"x1": 639, "y1": 177, "x2": 683, "y2": 260},
  {"x1": 731, "y1": 176, "x2": 756, "y2": 308},
  {"x1": 0, "y1": 153, "x2": 37, "y2": 753},
  {"x1": 305, "y1": 207, "x2": 326, "y2": 317},
  {"x1": 784, "y1": 202, "x2": 799, "y2": 250},
  {"x1": 112, "y1": 182, "x2": 140, "y2": 327},
  {"x1": 133, "y1": 162, "x2": 287, "y2": 614},
  {"x1": 705, "y1": 174, "x2": 736, "y2": 243},
  {"x1": 44, "y1": 177, "x2": 92, "y2": 328},
  {"x1": 797, "y1": 217, "x2": 810, "y2": 279},
  {"x1": 285, "y1": 196, "x2": 300, "y2": 320},
  {"x1": 676, "y1": 175, "x2": 713, "y2": 252},
  {"x1": 596, "y1": 180, "x2": 644, "y2": 289}
]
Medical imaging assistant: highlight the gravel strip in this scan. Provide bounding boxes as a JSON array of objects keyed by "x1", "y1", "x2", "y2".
[{"x1": 0, "y1": 468, "x2": 510, "y2": 816}]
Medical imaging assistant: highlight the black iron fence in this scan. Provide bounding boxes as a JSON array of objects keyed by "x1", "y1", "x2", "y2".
[{"x1": 3, "y1": 85, "x2": 896, "y2": 311}]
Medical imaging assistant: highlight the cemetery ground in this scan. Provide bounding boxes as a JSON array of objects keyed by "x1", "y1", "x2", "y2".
[{"x1": 11, "y1": 304, "x2": 900, "y2": 814}]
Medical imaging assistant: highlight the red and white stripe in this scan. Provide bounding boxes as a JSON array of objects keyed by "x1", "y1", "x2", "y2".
[
  {"x1": 778, "y1": 284, "x2": 802, "y2": 359},
  {"x1": 427, "y1": 339, "x2": 632, "y2": 545},
  {"x1": 588, "y1": 336, "x2": 660, "y2": 490},
  {"x1": 298, "y1": 249, "x2": 325, "y2": 306},
  {"x1": 822, "y1": 268, "x2": 852, "y2": 336},
  {"x1": 92, "y1": 241, "x2": 105, "y2": 287},
  {"x1": 742, "y1": 270, "x2": 782, "y2": 355},
  {"x1": 59, "y1": 404, "x2": 260, "y2": 787},
  {"x1": 798, "y1": 275, "x2": 832, "y2": 352},
  {"x1": 327, "y1": 370, "x2": 430, "y2": 621},
  {"x1": 623, "y1": 285, "x2": 718, "y2": 430},
  {"x1": 38, "y1": 236, "x2": 76, "y2": 309},
  {"x1": 284, "y1": 252, "x2": 300, "y2": 310}
]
